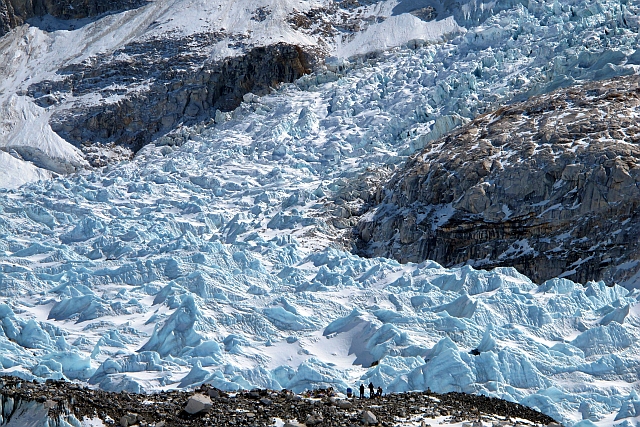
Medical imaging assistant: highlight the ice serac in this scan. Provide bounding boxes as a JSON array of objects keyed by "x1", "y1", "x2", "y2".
[
  {"x1": 140, "y1": 294, "x2": 206, "y2": 357},
  {"x1": 357, "y1": 75, "x2": 640, "y2": 287},
  {"x1": 336, "y1": 14, "x2": 461, "y2": 58},
  {"x1": 0, "y1": 395, "x2": 50, "y2": 426},
  {"x1": 391, "y1": 0, "x2": 529, "y2": 28},
  {"x1": 90, "y1": 352, "x2": 164, "y2": 392}
]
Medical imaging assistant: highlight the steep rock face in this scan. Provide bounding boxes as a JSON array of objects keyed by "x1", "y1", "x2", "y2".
[
  {"x1": 356, "y1": 74, "x2": 640, "y2": 286},
  {"x1": 0, "y1": 0, "x2": 145, "y2": 36},
  {"x1": 28, "y1": 42, "x2": 313, "y2": 162}
]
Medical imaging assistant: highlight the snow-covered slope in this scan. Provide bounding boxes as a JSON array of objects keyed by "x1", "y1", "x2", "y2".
[
  {"x1": 0, "y1": 150, "x2": 51, "y2": 189},
  {"x1": 1, "y1": 0, "x2": 640, "y2": 426}
]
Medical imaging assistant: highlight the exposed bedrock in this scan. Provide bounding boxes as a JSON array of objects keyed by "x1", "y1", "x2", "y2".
[
  {"x1": 27, "y1": 41, "x2": 314, "y2": 165},
  {"x1": 356, "y1": 74, "x2": 640, "y2": 287},
  {"x1": 0, "y1": 0, "x2": 146, "y2": 35}
]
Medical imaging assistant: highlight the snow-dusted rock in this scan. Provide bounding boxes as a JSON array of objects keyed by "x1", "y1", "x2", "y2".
[
  {"x1": 0, "y1": 0, "x2": 145, "y2": 36},
  {"x1": 337, "y1": 400, "x2": 352, "y2": 409},
  {"x1": 357, "y1": 75, "x2": 640, "y2": 287}
]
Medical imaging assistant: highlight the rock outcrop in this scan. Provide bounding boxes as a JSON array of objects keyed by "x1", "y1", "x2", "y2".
[
  {"x1": 356, "y1": 74, "x2": 640, "y2": 286},
  {"x1": 2, "y1": 0, "x2": 319, "y2": 170},
  {"x1": 0, "y1": 0, "x2": 145, "y2": 36},
  {"x1": 28, "y1": 42, "x2": 313, "y2": 164}
]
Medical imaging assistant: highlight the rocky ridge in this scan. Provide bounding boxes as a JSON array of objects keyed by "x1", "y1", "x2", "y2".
[
  {"x1": 356, "y1": 74, "x2": 640, "y2": 286},
  {"x1": 0, "y1": 376, "x2": 558, "y2": 427}
]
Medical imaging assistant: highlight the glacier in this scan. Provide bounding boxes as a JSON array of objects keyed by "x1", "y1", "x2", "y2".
[
  {"x1": 0, "y1": 0, "x2": 460, "y2": 185},
  {"x1": 1, "y1": 0, "x2": 640, "y2": 426}
]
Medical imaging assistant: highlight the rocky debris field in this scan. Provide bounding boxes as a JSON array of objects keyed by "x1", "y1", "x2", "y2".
[
  {"x1": 0, "y1": 376, "x2": 558, "y2": 427},
  {"x1": 356, "y1": 74, "x2": 640, "y2": 286}
]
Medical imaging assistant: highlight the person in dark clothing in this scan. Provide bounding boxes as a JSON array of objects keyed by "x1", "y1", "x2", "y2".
[
  {"x1": 368, "y1": 382, "x2": 374, "y2": 398},
  {"x1": 376, "y1": 386, "x2": 382, "y2": 397},
  {"x1": 359, "y1": 384, "x2": 365, "y2": 399}
]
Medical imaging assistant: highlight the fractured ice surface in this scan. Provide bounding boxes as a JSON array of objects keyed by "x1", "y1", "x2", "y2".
[{"x1": 2, "y1": 201, "x2": 640, "y2": 427}]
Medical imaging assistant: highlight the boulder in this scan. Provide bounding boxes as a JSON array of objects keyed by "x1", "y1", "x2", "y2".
[
  {"x1": 184, "y1": 393, "x2": 213, "y2": 414},
  {"x1": 119, "y1": 412, "x2": 138, "y2": 427},
  {"x1": 362, "y1": 410, "x2": 378, "y2": 425},
  {"x1": 305, "y1": 411, "x2": 324, "y2": 425},
  {"x1": 337, "y1": 399, "x2": 352, "y2": 409}
]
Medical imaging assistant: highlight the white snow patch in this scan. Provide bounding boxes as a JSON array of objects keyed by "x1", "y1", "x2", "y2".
[{"x1": 338, "y1": 15, "x2": 462, "y2": 59}]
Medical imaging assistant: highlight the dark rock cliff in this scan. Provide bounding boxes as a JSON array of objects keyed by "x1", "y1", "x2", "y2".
[
  {"x1": 356, "y1": 74, "x2": 640, "y2": 286},
  {"x1": 28, "y1": 42, "x2": 313, "y2": 163}
]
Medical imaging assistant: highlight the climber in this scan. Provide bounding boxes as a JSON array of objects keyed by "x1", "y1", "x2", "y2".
[
  {"x1": 359, "y1": 383, "x2": 365, "y2": 399},
  {"x1": 368, "y1": 382, "x2": 374, "y2": 398},
  {"x1": 376, "y1": 386, "x2": 382, "y2": 398}
]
